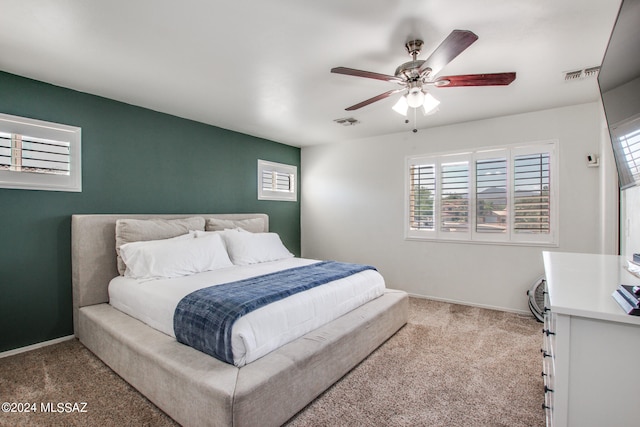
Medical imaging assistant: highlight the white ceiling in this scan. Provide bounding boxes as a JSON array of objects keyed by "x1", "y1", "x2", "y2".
[{"x1": 0, "y1": 0, "x2": 622, "y2": 147}]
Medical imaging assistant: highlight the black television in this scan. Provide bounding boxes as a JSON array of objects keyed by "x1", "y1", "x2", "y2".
[{"x1": 598, "y1": 0, "x2": 640, "y2": 189}]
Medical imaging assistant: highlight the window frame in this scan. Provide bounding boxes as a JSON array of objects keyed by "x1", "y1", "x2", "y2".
[
  {"x1": 257, "y1": 159, "x2": 297, "y2": 202},
  {"x1": 405, "y1": 140, "x2": 558, "y2": 246},
  {"x1": 0, "y1": 113, "x2": 81, "y2": 192}
]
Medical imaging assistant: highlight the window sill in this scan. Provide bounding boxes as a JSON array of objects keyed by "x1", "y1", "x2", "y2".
[{"x1": 404, "y1": 236, "x2": 559, "y2": 248}]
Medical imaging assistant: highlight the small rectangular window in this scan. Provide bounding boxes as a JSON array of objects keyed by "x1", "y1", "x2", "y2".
[
  {"x1": 0, "y1": 113, "x2": 81, "y2": 192},
  {"x1": 257, "y1": 159, "x2": 297, "y2": 202}
]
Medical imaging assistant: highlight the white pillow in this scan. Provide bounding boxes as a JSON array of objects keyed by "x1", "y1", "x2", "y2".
[
  {"x1": 120, "y1": 232, "x2": 233, "y2": 279},
  {"x1": 222, "y1": 231, "x2": 294, "y2": 265},
  {"x1": 115, "y1": 216, "x2": 206, "y2": 275}
]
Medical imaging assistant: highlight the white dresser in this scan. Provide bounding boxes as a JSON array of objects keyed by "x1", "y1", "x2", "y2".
[{"x1": 542, "y1": 251, "x2": 640, "y2": 427}]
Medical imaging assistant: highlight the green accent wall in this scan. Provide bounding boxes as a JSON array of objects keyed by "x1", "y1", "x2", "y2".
[{"x1": 0, "y1": 71, "x2": 301, "y2": 353}]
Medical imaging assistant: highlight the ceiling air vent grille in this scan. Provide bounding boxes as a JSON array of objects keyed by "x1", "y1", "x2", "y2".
[
  {"x1": 563, "y1": 66, "x2": 600, "y2": 81},
  {"x1": 584, "y1": 66, "x2": 601, "y2": 78},
  {"x1": 334, "y1": 117, "x2": 360, "y2": 126}
]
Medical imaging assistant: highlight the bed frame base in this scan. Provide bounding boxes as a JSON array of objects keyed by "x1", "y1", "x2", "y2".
[
  {"x1": 78, "y1": 292, "x2": 407, "y2": 427},
  {"x1": 71, "y1": 214, "x2": 408, "y2": 426}
]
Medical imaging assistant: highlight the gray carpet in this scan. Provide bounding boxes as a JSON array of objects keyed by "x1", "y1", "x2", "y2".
[{"x1": 0, "y1": 298, "x2": 544, "y2": 426}]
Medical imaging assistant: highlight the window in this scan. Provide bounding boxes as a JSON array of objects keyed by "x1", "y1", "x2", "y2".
[
  {"x1": 406, "y1": 141, "x2": 557, "y2": 245},
  {"x1": 257, "y1": 159, "x2": 297, "y2": 201},
  {"x1": 440, "y1": 159, "x2": 469, "y2": 235},
  {"x1": 0, "y1": 113, "x2": 81, "y2": 192},
  {"x1": 513, "y1": 152, "x2": 551, "y2": 235},
  {"x1": 476, "y1": 157, "x2": 507, "y2": 234},
  {"x1": 610, "y1": 114, "x2": 640, "y2": 189},
  {"x1": 408, "y1": 164, "x2": 435, "y2": 231}
]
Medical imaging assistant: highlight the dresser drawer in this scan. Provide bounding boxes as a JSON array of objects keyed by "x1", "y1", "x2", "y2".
[
  {"x1": 543, "y1": 311, "x2": 556, "y2": 356},
  {"x1": 542, "y1": 309, "x2": 555, "y2": 426}
]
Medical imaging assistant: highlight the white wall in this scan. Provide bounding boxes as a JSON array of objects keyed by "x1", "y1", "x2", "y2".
[
  {"x1": 598, "y1": 111, "x2": 619, "y2": 254},
  {"x1": 301, "y1": 102, "x2": 616, "y2": 313}
]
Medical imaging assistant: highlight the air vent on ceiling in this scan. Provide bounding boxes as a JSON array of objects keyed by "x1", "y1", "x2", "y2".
[
  {"x1": 563, "y1": 66, "x2": 600, "y2": 82},
  {"x1": 333, "y1": 117, "x2": 360, "y2": 126}
]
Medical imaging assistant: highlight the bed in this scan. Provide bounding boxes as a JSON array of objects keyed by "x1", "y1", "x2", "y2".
[{"x1": 71, "y1": 213, "x2": 408, "y2": 427}]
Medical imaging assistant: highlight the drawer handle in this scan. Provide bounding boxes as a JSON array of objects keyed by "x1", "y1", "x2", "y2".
[
  {"x1": 542, "y1": 403, "x2": 551, "y2": 410},
  {"x1": 543, "y1": 329, "x2": 556, "y2": 336},
  {"x1": 540, "y1": 349, "x2": 552, "y2": 358},
  {"x1": 541, "y1": 371, "x2": 547, "y2": 377},
  {"x1": 545, "y1": 385, "x2": 554, "y2": 393}
]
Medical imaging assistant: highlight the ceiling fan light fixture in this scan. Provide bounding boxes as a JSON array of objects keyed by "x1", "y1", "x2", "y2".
[
  {"x1": 392, "y1": 95, "x2": 409, "y2": 116},
  {"x1": 392, "y1": 90, "x2": 439, "y2": 116},
  {"x1": 406, "y1": 86, "x2": 425, "y2": 108},
  {"x1": 422, "y1": 93, "x2": 440, "y2": 115}
]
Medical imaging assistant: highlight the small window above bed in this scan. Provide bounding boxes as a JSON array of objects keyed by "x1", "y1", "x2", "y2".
[
  {"x1": 257, "y1": 159, "x2": 297, "y2": 202},
  {"x1": 0, "y1": 113, "x2": 81, "y2": 192}
]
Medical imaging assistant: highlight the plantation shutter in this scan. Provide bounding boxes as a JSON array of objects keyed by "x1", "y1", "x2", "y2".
[
  {"x1": 409, "y1": 164, "x2": 436, "y2": 231},
  {"x1": 0, "y1": 131, "x2": 71, "y2": 175},
  {"x1": 406, "y1": 141, "x2": 556, "y2": 245},
  {"x1": 440, "y1": 161, "x2": 469, "y2": 233},
  {"x1": 475, "y1": 157, "x2": 508, "y2": 234},
  {"x1": 0, "y1": 133, "x2": 9, "y2": 169},
  {"x1": 513, "y1": 152, "x2": 550, "y2": 234},
  {"x1": 262, "y1": 169, "x2": 294, "y2": 193}
]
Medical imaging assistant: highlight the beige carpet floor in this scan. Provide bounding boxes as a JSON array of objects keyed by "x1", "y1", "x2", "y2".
[{"x1": 0, "y1": 298, "x2": 544, "y2": 427}]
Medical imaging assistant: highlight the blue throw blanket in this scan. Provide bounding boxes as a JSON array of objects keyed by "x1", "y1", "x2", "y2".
[{"x1": 173, "y1": 261, "x2": 376, "y2": 364}]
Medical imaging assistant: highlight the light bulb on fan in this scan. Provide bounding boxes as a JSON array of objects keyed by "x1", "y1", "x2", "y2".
[{"x1": 406, "y1": 86, "x2": 425, "y2": 108}]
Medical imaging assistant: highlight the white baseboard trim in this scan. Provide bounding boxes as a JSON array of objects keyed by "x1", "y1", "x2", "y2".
[
  {"x1": 0, "y1": 335, "x2": 75, "y2": 359},
  {"x1": 407, "y1": 293, "x2": 531, "y2": 316}
]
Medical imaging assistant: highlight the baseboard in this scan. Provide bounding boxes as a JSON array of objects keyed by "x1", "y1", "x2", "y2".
[
  {"x1": 0, "y1": 335, "x2": 75, "y2": 359},
  {"x1": 408, "y1": 293, "x2": 531, "y2": 316}
]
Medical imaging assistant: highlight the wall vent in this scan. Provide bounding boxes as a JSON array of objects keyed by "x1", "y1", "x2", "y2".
[
  {"x1": 333, "y1": 117, "x2": 360, "y2": 126},
  {"x1": 584, "y1": 66, "x2": 601, "y2": 78},
  {"x1": 563, "y1": 66, "x2": 600, "y2": 81}
]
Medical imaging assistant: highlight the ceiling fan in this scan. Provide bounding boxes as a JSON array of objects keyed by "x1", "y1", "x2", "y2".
[{"x1": 331, "y1": 30, "x2": 516, "y2": 116}]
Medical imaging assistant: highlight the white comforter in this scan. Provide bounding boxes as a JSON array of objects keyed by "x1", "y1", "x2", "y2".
[{"x1": 109, "y1": 258, "x2": 385, "y2": 366}]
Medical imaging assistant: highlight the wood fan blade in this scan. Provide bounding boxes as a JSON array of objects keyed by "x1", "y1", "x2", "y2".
[
  {"x1": 331, "y1": 67, "x2": 404, "y2": 83},
  {"x1": 434, "y1": 72, "x2": 516, "y2": 87},
  {"x1": 345, "y1": 88, "x2": 406, "y2": 111},
  {"x1": 418, "y1": 30, "x2": 479, "y2": 77}
]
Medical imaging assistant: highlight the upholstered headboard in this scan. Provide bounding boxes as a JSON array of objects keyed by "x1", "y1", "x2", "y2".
[{"x1": 70, "y1": 213, "x2": 269, "y2": 334}]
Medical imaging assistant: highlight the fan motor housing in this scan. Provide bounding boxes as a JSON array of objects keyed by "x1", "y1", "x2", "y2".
[
  {"x1": 405, "y1": 39, "x2": 424, "y2": 56},
  {"x1": 396, "y1": 39, "x2": 431, "y2": 81},
  {"x1": 395, "y1": 60, "x2": 429, "y2": 81}
]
